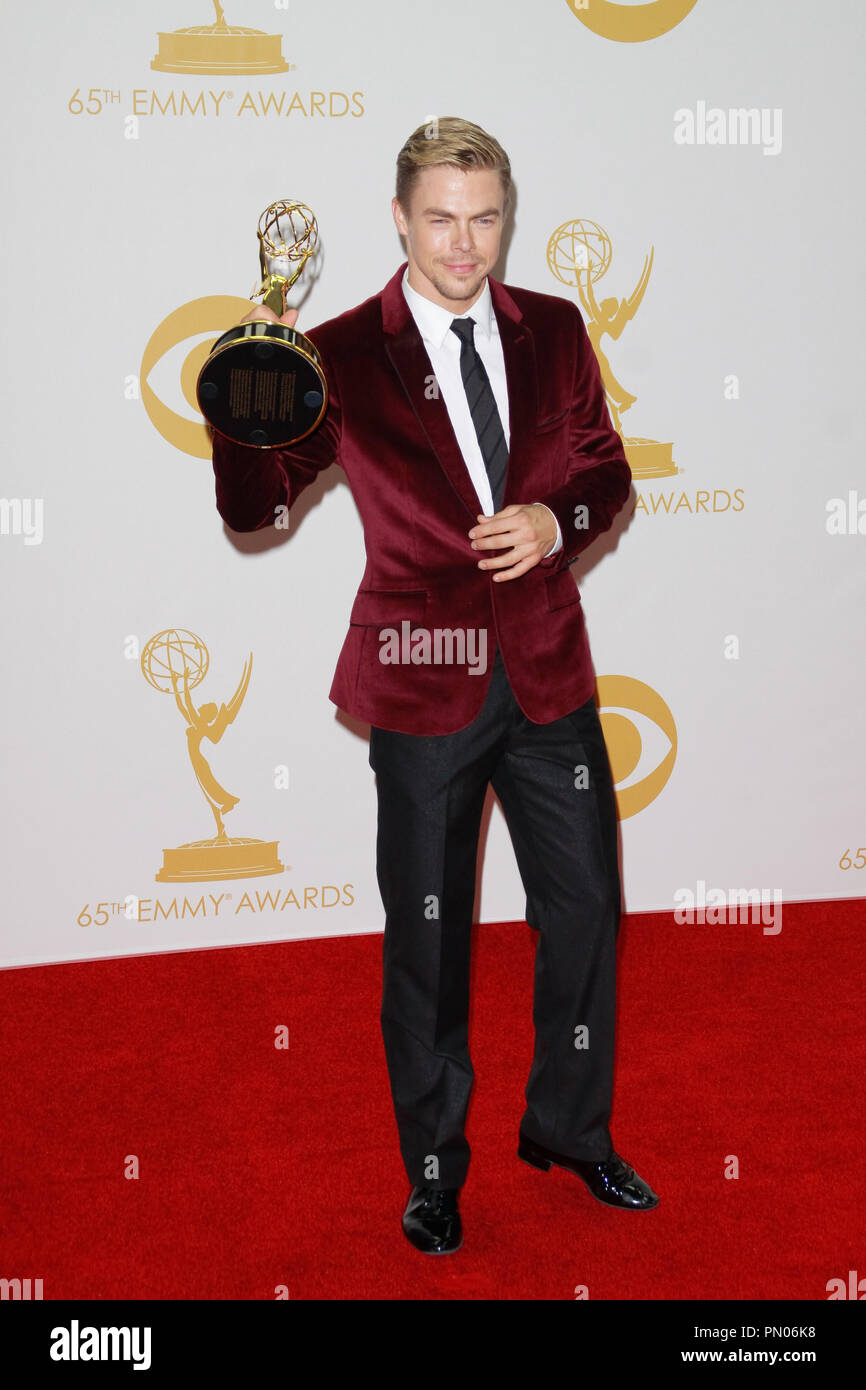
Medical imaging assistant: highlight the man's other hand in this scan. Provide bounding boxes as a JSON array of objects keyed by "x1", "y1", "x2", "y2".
[{"x1": 469, "y1": 503, "x2": 558, "y2": 580}]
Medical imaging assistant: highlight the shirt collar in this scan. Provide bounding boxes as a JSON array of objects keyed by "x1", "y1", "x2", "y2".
[{"x1": 401, "y1": 268, "x2": 495, "y2": 349}]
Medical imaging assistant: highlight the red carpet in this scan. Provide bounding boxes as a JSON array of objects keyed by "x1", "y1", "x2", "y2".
[{"x1": 1, "y1": 901, "x2": 863, "y2": 1301}]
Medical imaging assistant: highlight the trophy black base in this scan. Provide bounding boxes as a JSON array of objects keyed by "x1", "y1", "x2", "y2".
[{"x1": 197, "y1": 321, "x2": 328, "y2": 448}]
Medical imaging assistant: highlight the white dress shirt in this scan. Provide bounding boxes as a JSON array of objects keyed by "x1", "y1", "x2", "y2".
[{"x1": 401, "y1": 270, "x2": 562, "y2": 558}]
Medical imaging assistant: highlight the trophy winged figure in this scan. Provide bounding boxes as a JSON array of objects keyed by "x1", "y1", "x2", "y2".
[
  {"x1": 578, "y1": 248, "x2": 654, "y2": 434},
  {"x1": 170, "y1": 655, "x2": 253, "y2": 841}
]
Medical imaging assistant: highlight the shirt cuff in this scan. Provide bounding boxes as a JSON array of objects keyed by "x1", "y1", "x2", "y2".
[{"x1": 533, "y1": 502, "x2": 562, "y2": 558}]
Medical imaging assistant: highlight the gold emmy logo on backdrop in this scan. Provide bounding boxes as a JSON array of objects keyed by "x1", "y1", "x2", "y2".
[
  {"x1": 151, "y1": 0, "x2": 288, "y2": 75},
  {"x1": 563, "y1": 0, "x2": 699, "y2": 43},
  {"x1": 547, "y1": 219, "x2": 676, "y2": 480},
  {"x1": 141, "y1": 296, "x2": 253, "y2": 458},
  {"x1": 141, "y1": 629, "x2": 284, "y2": 882},
  {"x1": 596, "y1": 676, "x2": 677, "y2": 818}
]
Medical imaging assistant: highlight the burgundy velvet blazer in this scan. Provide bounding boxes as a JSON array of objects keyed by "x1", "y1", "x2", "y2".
[{"x1": 211, "y1": 262, "x2": 632, "y2": 735}]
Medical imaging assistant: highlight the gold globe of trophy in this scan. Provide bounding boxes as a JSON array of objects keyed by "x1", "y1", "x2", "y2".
[
  {"x1": 196, "y1": 199, "x2": 328, "y2": 449},
  {"x1": 546, "y1": 218, "x2": 677, "y2": 479},
  {"x1": 141, "y1": 629, "x2": 284, "y2": 883}
]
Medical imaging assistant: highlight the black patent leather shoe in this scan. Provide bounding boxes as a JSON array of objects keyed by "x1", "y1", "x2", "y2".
[
  {"x1": 518, "y1": 1134, "x2": 659, "y2": 1210},
  {"x1": 402, "y1": 1185, "x2": 463, "y2": 1254}
]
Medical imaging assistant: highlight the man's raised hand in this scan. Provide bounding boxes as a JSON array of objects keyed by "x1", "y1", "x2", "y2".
[{"x1": 239, "y1": 304, "x2": 299, "y2": 328}]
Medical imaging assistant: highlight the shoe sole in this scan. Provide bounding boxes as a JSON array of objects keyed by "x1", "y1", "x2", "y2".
[
  {"x1": 402, "y1": 1230, "x2": 463, "y2": 1255},
  {"x1": 518, "y1": 1141, "x2": 659, "y2": 1211}
]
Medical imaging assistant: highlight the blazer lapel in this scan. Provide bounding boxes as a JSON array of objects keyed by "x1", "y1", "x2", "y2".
[
  {"x1": 383, "y1": 324, "x2": 484, "y2": 521},
  {"x1": 380, "y1": 265, "x2": 538, "y2": 518},
  {"x1": 491, "y1": 282, "x2": 539, "y2": 509}
]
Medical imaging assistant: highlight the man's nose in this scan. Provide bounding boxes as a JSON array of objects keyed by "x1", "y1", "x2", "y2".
[{"x1": 451, "y1": 222, "x2": 474, "y2": 250}]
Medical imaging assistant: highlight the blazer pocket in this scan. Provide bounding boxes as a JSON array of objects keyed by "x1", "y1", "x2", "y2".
[
  {"x1": 545, "y1": 567, "x2": 580, "y2": 611},
  {"x1": 349, "y1": 587, "x2": 429, "y2": 627},
  {"x1": 534, "y1": 406, "x2": 570, "y2": 435}
]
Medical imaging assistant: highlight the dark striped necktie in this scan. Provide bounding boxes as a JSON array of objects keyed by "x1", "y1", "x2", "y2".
[{"x1": 450, "y1": 316, "x2": 508, "y2": 512}]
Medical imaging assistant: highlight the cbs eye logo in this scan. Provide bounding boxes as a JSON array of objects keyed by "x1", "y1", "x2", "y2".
[
  {"x1": 596, "y1": 675, "x2": 677, "y2": 818},
  {"x1": 140, "y1": 296, "x2": 253, "y2": 459},
  {"x1": 563, "y1": 0, "x2": 699, "y2": 43}
]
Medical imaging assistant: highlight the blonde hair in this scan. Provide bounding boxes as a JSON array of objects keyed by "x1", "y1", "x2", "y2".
[{"x1": 395, "y1": 117, "x2": 512, "y2": 211}]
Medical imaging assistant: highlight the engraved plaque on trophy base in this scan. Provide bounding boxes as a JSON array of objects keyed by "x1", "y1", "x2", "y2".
[{"x1": 197, "y1": 321, "x2": 327, "y2": 448}]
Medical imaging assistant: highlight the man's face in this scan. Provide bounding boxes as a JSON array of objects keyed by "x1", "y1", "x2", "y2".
[{"x1": 392, "y1": 164, "x2": 506, "y2": 312}]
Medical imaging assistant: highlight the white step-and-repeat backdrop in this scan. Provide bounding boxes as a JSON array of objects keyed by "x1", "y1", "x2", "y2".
[{"x1": 2, "y1": 0, "x2": 863, "y2": 967}]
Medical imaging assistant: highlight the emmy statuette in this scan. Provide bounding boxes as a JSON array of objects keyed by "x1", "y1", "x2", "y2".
[{"x1": 196, "y1": 200, "x2": 328, "y2": 448}]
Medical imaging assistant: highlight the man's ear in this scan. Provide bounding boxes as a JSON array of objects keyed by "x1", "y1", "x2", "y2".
[{"x1": 392, "y1": 196, "x2": 408, "y2": 238}]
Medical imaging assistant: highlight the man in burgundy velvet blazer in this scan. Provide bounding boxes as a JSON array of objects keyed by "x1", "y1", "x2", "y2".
[
  {"x1": 211, "y1": 118, "x2": 658, "y2": 1254},
  {"x1": 213, "y1": 261, "x2": 628, "y2": 735}
]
